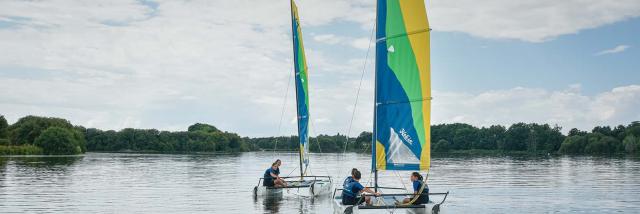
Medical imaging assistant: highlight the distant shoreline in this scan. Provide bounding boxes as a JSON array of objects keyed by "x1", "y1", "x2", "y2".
[{"x1": 2, "y1": 115, "x2": 639, "y2": 157}]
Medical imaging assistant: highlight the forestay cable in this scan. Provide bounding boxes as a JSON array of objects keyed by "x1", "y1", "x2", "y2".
[
  {"x1": 341, "y1": 22, "x2": 376, "y2": 154},
  {"x1": 273, "y1": 69, "x2": 294, "y2": 158}
]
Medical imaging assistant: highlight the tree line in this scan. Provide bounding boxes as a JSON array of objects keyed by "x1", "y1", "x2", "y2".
[
  {"x1": 0, "y1": 115, "x2": 248, "y2": 155},
  {"x1": 246, "y1": 122, "x2": 640, "y2": 155},
  {"x1": 1, "y1": 114, "x2": 639, "y2": 155},
  {"x1": 83, "y1": 123, "x2": 247, "y2": 153},
  {"x1": 430, "y1": 122, "x2": 640, "y2": 155}
]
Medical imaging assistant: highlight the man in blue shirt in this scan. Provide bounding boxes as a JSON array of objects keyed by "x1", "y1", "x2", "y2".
[
  {"x1": 402, "y1": 172, "x2": 429, "y2": 204},
  {"x1": 341, "y1": 170, "x2": 380, "y2": 205},
  {"x1": 342, "y1": 168, "x2": 358, "y2": 189}
]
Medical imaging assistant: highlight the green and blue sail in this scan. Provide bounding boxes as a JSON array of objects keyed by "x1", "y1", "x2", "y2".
[
  {"x1": 290, "y1": 0, "x2": 310, "y2": 171},
  {"x1": 374, "y1": 0, "x2": 431, "y2": 171}
]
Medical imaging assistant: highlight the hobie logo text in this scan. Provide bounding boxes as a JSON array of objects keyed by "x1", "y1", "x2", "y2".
[{"x1": 399, "y1": 128, "x2": 413, "y2": 145}]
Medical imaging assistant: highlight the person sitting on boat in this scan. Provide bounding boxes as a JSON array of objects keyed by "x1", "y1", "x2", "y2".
[
  {"x1": 274, "y1": 159, "x2": 287, "y2": 186},
  {"x1": 263, "y1": 162, "x2": 287, "y2": 188},
  {"x1": 342, "y1": 168, "x2": 358, "y2": 189},
  {"x1": 342, "y1": 170, "x2": 380, "y2": 205},
  {"x1": 401, "y1": 172, "x2": 429, "y2": 204}
]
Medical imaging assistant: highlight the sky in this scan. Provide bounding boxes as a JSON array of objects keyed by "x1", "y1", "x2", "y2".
[{"x1": 0, "y1": 0, "x2": 639, "y2": 137}]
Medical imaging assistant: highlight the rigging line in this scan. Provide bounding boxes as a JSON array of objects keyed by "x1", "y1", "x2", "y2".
[
  {"x1": 309, "y1": 119, "x2": 322, "y2": 154},
  {"x1": 273, "y1": 69, "x2": 294, "y2": 158},
  {"x1": 308, "y1": 120, "x2": 333, "y2": 176},
  {"x1": 286, "y1": 165, "x2": 299, "y2": 177},
  {"x1": 342, "y1": 18, "x2": 376, "y2": 155},
  {"x1": 394, "y1": 171, "x2": 409, "y2": 192}
]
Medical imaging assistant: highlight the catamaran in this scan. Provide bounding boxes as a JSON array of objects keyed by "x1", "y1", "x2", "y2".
[
  {"x1": 253, "y1": 0, "x2": 332, "y2": 197},
  {"x1": 333, "y1": 0, "x2": 449, "y2": 213}
]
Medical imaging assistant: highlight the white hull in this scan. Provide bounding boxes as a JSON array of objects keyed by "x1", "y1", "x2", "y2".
[
  {"x1": 332, "y1": 197, "x2": 441, "y2": 214},
  {"x1": 254, "y1": 179, "x2": 332, "y2": 197}
]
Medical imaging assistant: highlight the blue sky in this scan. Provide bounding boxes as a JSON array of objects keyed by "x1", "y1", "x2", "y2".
[
  {"x1": 429, "y1": 19, "x2": 640, "y2": 95},
  {"x1": 0, "y1": 0, "x2": 639, "y2": 136}
]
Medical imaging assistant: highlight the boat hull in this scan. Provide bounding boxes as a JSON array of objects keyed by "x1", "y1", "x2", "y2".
[
  {"x1": 254, "y1": 178, "x2": 332, "y2": 197},
  {"x1": 332, "y1": 197, "x2": 441, "y2": 214}
]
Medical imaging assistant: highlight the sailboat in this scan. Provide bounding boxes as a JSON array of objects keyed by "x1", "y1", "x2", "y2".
[
  {"x1": 253, "y1": 0, "x2": 332, "y2": 197},
  {"x1": 333, "y1": 0, "x2": 449, "y2": 213}
]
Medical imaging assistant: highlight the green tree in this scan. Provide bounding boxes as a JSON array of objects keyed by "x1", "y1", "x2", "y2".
[
  {"x1": 452, "y1": 127, "x2": 477, "y2": 150},
  {"x1": 623, "y1": 135, "x2": 640, "y2": 155},
  {"x1": 0, "y1": 115, "x2": 8, "y2": 139},
  {"x1": 559, "y1": 135, "x2": 588, "y2": 154},
  {"x1": 592, "y1": 126, "x2": 612, "y2": 137},
  {"x1": 568, "y1": 128, "x2": 587, "y2": 137},
  {"x1": 474, "y1": 125, "x2": 505, "y2": 150},
  {"x1": 8, "y1": 116, "x2": 73, "y2": 145},
  {"x1": 0, "y1": 115, "x2": 8, "y2": 145},
  {"x1": 433, "y1": 139, "x2": 450, "y2": 152},
  {"x1": 504, "y1": 123, "x2": 530, "y2": 151},
  {"x1": 34, "y1": 127, "x2": 83, "y2": 155},
  {"x1": 188, "y1": 123, "x2": 220, "y2": 133},
  {"x1": 584, "y1": 133, "x2": 621, "y2": 155}
]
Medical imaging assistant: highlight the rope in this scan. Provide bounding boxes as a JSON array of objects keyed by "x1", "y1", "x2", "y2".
[
  {"x1": 273, "y1": 71, "x2": 294, "y2": 157},
  {"x1": 286, "y1": 166, "x2": 298, "y2": 177},
  {"x1": 338, "y1": 18, "x2": 376, "y2": 179},
  {"x1": 341, "y1": 21, "x2": 375, "y2": 154},
  {"x1": 309, "y1": 120, "x2": 322, "y2": 154}
]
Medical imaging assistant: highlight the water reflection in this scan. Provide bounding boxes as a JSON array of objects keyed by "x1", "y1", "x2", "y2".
[
  {"x1": 10, "y1": 156, "x2": 83, "y2": 168},
  {"x1": 257, "y1": 194, "x2": 284, "y2": 213}
]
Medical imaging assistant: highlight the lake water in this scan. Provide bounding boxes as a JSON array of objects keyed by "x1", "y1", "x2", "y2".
[{"x1": 1, "y1": 152, "x2": 639, "y2": 213}]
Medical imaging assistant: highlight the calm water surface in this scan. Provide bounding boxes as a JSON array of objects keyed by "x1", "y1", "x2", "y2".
[{"x1": 1, "y1": 152, "x2": 639, "y2": 213}]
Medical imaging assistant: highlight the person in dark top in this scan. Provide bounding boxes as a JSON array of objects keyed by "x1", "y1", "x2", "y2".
[
  {"x1": 273, "y1": 159, "x2": 286, "y2": 186},
  {"x1": 342, "y1": 168, "x2": 358, "y2": 189},
  {"x1": 263, "y1": 162, "x2": 286, "y2": 188},
  {"x1": 402, "y1": 172, "x2": 429, "y2": 204},
  {"x1": 341, "y1": 170, "x2": 380, "y2": 205}
]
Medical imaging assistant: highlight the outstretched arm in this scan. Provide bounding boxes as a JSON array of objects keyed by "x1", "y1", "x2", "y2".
[{"x1": 362, "y1": 187, "x2": 381, "y2": 196}]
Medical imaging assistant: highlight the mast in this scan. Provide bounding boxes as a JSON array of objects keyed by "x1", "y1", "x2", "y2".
[
  {"x1": 373, "y1": 0, "x2": 379, "y2": 192},
  {"x1": 290, "y1": 0, "x2": 303, "y2": 178},
  {"x1": 290, "y1": 0, "x2": 310, "y2": 178}
]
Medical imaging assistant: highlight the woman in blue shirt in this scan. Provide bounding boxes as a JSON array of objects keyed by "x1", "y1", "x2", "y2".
[
  {"x1": 263, "y1": 161, "x2": 287, "y2": 187},
  {"x1": 402, "y1": 172, "x2": 429, "y2": 204}
]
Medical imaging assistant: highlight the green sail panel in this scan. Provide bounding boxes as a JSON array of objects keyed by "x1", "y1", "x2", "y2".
[
  {"x1": 373, "y1": 0, "x2": 431, "y2": 171},
  {"x1": 291, "y1": 0, "x2": 310, "y2": 170}
]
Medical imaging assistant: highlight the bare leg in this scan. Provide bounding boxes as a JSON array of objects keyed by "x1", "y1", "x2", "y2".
[
  {"x1": 365, "y1": 196, "x2": 372, "y2": 205},
  {"x1": 277, "y1": 178, "x2": 287, "y2": 187},
  {"x1": 274, "y1": 179, "x2": 284, "y2": 188},
  {"x1": 402, "y1": 198, "x2": 411, "y2": 204}
]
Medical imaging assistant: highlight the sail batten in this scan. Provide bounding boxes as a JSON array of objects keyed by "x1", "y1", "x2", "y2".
[
  {"x1": 374, "y1": 0, "x2": 431, "y2": 172},
  {"x1": 291, "y1": 0, "x2": 310, "y2": 173}
]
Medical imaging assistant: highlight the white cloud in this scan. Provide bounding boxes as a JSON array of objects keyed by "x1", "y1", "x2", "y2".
[
  {"x1": 432, "y1": 85, "x2": 640, "y2": 132},
  {"x1": 312, "y1": 34, "x2": 371, "y2": 50},
  {"x1": 595, "y1": 45, "x2": 630, "y2": 55},
  {"x1": 429, "y1": 0, "x2": 640, "y2": 42},
  {"x1": 313, "y1": 34, "x2": 343, "y2": 45},
  {"x1": 350, "y1": 37, "x2": 371, "y2": 50}
]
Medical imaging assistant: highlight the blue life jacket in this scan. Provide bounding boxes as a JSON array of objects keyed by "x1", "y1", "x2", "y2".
[
  {"x1": 412, "y1": 180, "x2": 429, "y2": 203},
  {"x1": 342, "y1": 176, "x2": 354, "y2": 189},
  {"x1": 342, "y1": 180, "x2": 363, "y2": 198}
]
